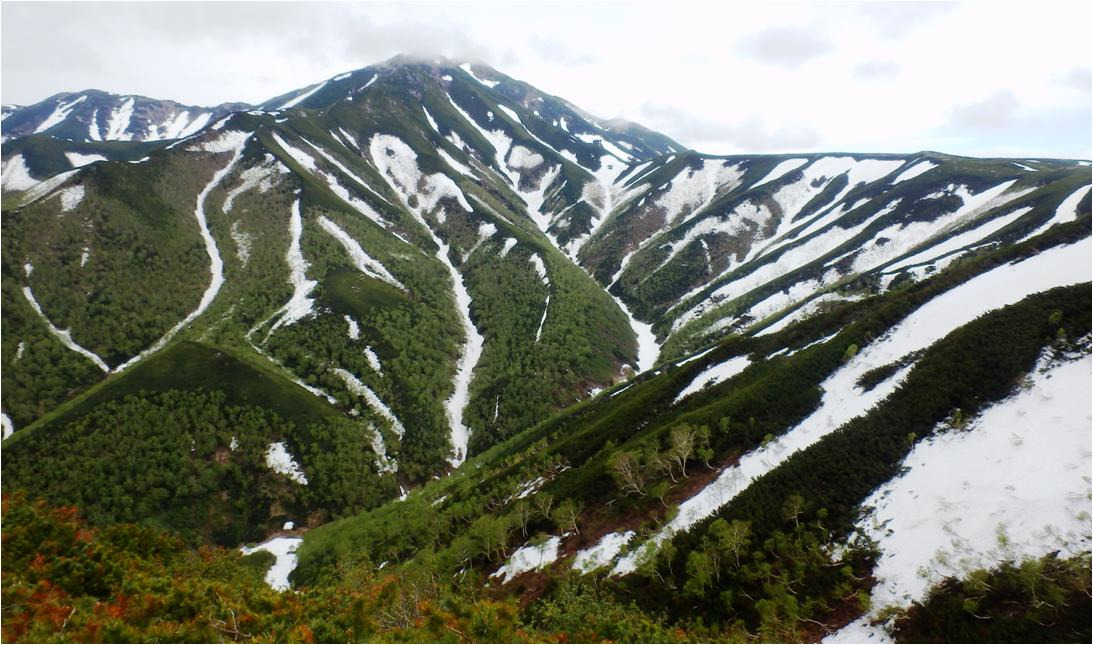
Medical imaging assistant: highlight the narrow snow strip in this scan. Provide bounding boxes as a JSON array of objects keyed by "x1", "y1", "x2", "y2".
[
  {"x1": 369, "y1": 133, "x2": 483, "y2": 466},
  {"x1": 332, "y1": 368, "x2": 406, "y2": 438},
  {"x1": 1, "y1": 413, "x2": 13, "y2": 440},
  {"x1": 265, "y1": 441, "x2": 309, "y2": 484},
  {"x1": 364, "y1": 346, "x2": 383, "y2": 374},
  {"x1": 268, "y1": 199, "x2": 317, "y2": 332},
  {"x1": 676, "y1": 345, "x2": 717, "y2": 367},
  {"x1": 240, "y1": 537, "x2": 303, "y2": 591},
  {"x1": 22, "y1": 286, "x2": 110, "y2": 372},
  {"x1": 534, "y1": 295, "x2": 551, "y2": 342},
  {"x1": 438, "y1": 148, "x2": 477, "y2": 178},
  {"x1": 890, "y1": 160, "x2": 938, "y2": 184},
  {"x1": 423, "y1": 106, "x2": 440, "y2": 133},
  {"x1": 751, "y1": 158, "x2": 809, "y2": 189},
  {"x1": 64, "y1": 152, "x2": 107, "y2": 168},
  {"x1": 611, "y1": 294, "x2": 660, "y2": 373},
  {"x1": 673, "y1": 355, "x2": 752, "y2": 403},
  {"x1": 573, "y1": 531, "x2": 635, "y2": 573},
  {"x1": 499, "y1": 238, "x2": 518, "y2": 258},
  {"x1": 280, "y1": 81, "x2": 327, "y2": 109},
  {"x1": 317, "y1": 216, "x2": 405, "y2": 290},
  {"x1": 611, "y1": 237, "x2": 1092, "y2": 576},
  {"x1": 1018, "y1": 185, "x2": 1091, "y2": 242},
  {"x1": 492, "y1": 536, "x2": 562, "y2": 583},
  {"x1": 114, "y1": 133, "x2": 251, "y2": 372},
  {"x1": 299, "y1": 136, "x2": 393, "y2": 207}
]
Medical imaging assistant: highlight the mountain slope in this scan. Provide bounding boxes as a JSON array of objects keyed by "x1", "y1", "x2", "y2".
[{"x1": 1, "y1": 54, "x2": 1090, "y2": 643}]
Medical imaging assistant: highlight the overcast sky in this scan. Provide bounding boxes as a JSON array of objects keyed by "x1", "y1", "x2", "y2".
[{"x1": 2, "y1": 1, "x2": 1090, "y2": 158}]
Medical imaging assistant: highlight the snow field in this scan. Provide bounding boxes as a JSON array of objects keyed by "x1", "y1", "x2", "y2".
[{"x1": 829, "y1": 352, "x2": 1092, "y2": 643}]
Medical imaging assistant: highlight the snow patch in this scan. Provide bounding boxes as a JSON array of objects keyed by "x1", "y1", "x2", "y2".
[
  {"x1": 492, "y1": 536, "x2": 562, "y2": 583},
  {"x1": 280, "y1": 81, "x2": 327, "y2": 109},
  {"x1": 240, "y1": 537, "x2": 302, "y2": 591},
  {"x1": 265, "y1": 441, "x2": 308, "y2": 484},
  {"x1": 105, "y1": 97, "x2": 135, "y2": 140},
  {"x1": 64, "y1": 152, "x2": 107, "y2": 168},
  {"x1": 56, "y1": 185, "x2": 85, "y2": 212},
  {"x1": 34, "y1": 95, "x2": 87, "y2": 134}
]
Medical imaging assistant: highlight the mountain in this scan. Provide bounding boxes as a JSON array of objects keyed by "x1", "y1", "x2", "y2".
[
  {"x1": 1, "y1": 89, "x2": 248, "y2": 143},
  {"x1": 2, "y1": 54, "x2": 1090, "y2": 643}
]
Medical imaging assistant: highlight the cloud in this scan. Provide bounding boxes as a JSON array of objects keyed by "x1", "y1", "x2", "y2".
[
  {"x1": 529, "y1": 38, "x2": 596, "y2": 67},
  {"x1": 736, "y1": 27, "x2": 831, "y2": 69},
  {"x1": 1057, "y1": 67, "x2": 1091, "y2": 94},
  {"x1": 855, "y1": 2, "x2": 954, "y2": 37},
  {"x1": 639, "y1": 103, "x2": 820, "y2": 153},
  {"x1": 949, "y1": 91, "x2": 1020, "y2": 132},
  {"x1": 854, "y1": 60, "x2": 900, "y2": 79}
]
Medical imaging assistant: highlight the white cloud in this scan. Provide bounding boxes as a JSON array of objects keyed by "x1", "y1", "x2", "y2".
[{"x1": 1, "y1": 1, "x2": 1089, "y2": 159}]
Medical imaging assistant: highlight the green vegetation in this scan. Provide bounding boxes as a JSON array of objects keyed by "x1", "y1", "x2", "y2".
[{"x1": 892, "y1": 554, "x2": 1092, "y2": 643}]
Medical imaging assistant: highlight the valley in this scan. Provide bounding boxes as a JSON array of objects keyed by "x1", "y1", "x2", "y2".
[{"x1": 2, "y1": 55, "x2": 1090, "y2": 643}]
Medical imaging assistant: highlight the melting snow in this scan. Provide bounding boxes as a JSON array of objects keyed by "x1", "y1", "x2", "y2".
[
  {"x1": 1018, "y1": 184, "x2": 1092, "y2": 242},
  {"x1": 280, "y1": 81, "x2": 327, "y2": 109},
  {"x1": 34, "y1": 95, "x2": 87, "y2": 134},
  {"x1": 344, "y1": 315, "x2": 360, "y2": 340},
  {"x1": 266, "y1": 441, "x2": 308, "y2": 484},
  {"x1": 268, "y1": 199, "x2": 317, "y2": 333},
  {"x1": 499, "y1": 238, "x2": 518, "y2": 258},
  {"x1": 64, "y1": 152, "x2": 107, "y2": 168},
  {"x1": 105, "y1": 98, "x2": 135, "y2": 140},
  {"x1": 317, "y1": 216, "x2": 406, "y2": 290},
  {"x1": 751, "y1": 158, "x2": 809, "y2": 189},
  {"x1": 22, "y1": 285, "x2": 109, "y2": 372},
  {"x1": 492, "y1": 536, "x2": 562, "y2": 583},
  {"x1": 612, "y1": 237, "x2": 1093, "y2": 576},
  {"x1": 56, "y1": 185, "x2": 85, "y2": 212},
  {"x1": 837, "y1": 353, "x2": 1091, "y2": 642},
  {"x1": 240, "y1": 537, "x2": 303, "y2": 591},
  {"x1": 230, "y1": 221, "x2": 253, "y2": 267},
  {"x1": 1, "y1": 155, "x2": 39, "y2": 192},
  {"x1": 890, "y1": 160, "x2": 938, "y2": 184},
  {"x1": 573, "y1": 531, "x2": 635, "y2": 573},
  {"x1": 364, "y1": 346, "x2": 383, "y2": 374},
  {"x1": 332, "y1": 368, "x2": 406, "y2": 438},
  {"x1": 369, "y1": 133, "x2": 483, "y2": 466},
  {"x1": 674, "y1": 355, "x2": 752, "y2": 403},
  {"x1": 1, "y1": 413, "x2": 13, "y2": 440}
]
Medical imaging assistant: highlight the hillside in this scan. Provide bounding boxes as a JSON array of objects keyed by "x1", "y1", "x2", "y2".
[{"x1": 2, "y1": 54, "x2": 1090, "y2": 643}]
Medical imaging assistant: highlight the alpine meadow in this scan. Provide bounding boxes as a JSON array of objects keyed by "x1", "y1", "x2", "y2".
[{"x1": 1, "y1": 22, "x2": 1091, "y2": 644}]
